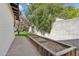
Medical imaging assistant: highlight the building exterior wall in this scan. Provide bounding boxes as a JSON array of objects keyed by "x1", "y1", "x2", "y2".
[{"x1": 0, "y1": 4, "x2": 15, "y2": 55}]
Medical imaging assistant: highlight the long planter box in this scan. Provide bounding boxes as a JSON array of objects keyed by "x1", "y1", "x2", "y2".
[{"x1": 28, "y1": 34, "x2": 76, "y2": 56}]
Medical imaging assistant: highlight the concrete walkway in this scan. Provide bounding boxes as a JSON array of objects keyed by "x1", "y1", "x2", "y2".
[{"x1": 6, "y1": 36, "x2": 41, "y2": 56}]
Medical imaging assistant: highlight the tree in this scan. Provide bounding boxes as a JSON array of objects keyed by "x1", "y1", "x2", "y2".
[
  {"x1": 26, "y1": 4, "x2": 65, "y2": 35},
  {"x1": 26, "y1": 3, "x2": 79, "y2": 35},
  {"x1": 59, "y1": 6, "x2": 79, "y2": 19}
]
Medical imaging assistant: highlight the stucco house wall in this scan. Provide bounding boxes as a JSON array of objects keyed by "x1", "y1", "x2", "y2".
[{"x1": 0, "y1": 4, "x2": 15, "y2": 55}]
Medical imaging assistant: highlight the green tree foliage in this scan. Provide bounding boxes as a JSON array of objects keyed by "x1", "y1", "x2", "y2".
[
  {"x1": 59, "y1": 6, "x2": 79, "y2": 19},
  {"x1": 26, "y1": 3, "x2": 79, "y2": 34}
]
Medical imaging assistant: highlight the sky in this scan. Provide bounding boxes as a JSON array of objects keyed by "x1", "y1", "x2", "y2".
[
  {"x1": 19, "y1": 3, "x2": 28, "y2": 16},
  {"x1": 73, "y1": 3, "x2": 79, "y2": 8},
  {"x1": 66, "y1": 3, "x2": 79, "y2": 8},
  {"x1": 19, "y1": 3, "x2": 79, "y2": 16}
]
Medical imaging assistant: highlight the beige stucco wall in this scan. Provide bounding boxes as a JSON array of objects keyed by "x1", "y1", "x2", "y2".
[{"x1": 0, "y1": 3, "x2": 15, "y2": 55}]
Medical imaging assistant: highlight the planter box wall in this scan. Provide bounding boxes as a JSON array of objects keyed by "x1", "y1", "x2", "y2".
[{"x1": 28, "y1": 34, "x2": 76, "y2": 56}]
